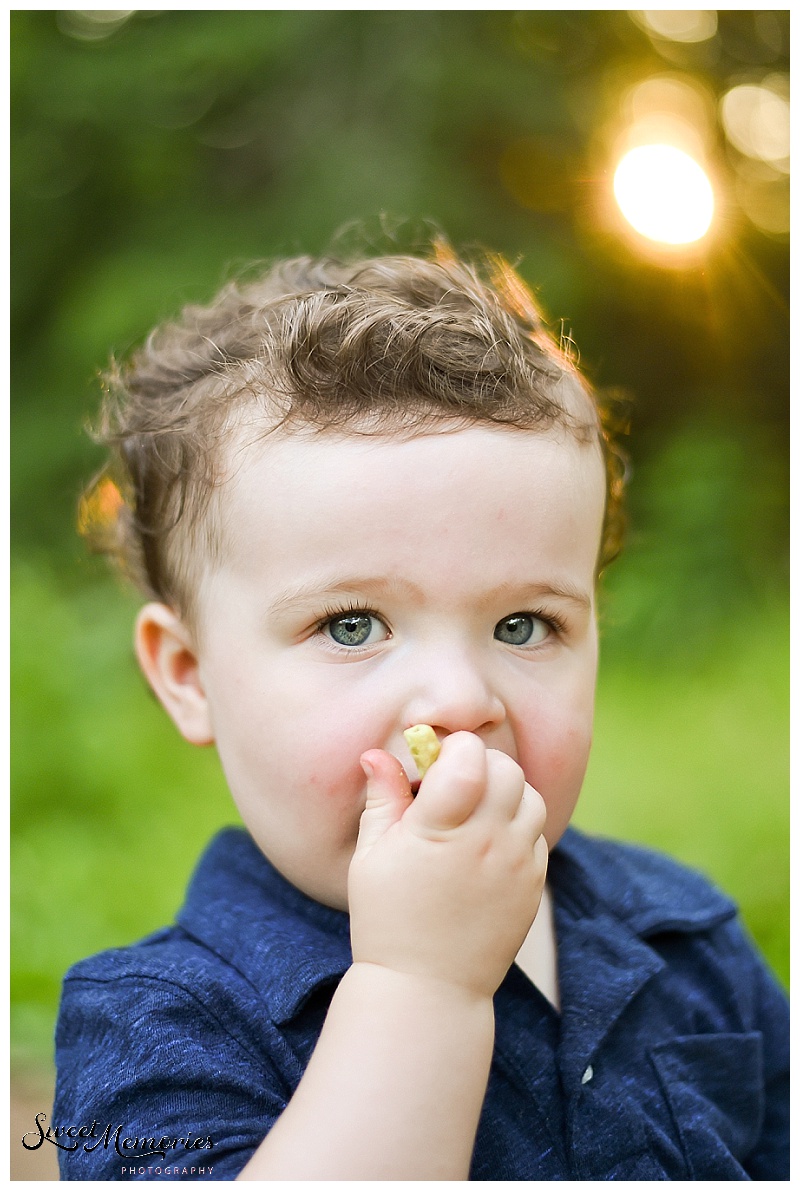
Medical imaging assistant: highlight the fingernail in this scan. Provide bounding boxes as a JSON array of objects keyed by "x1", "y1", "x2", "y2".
[{"x1": 360, "y1": 757, "x2": 374, "y2": 780}]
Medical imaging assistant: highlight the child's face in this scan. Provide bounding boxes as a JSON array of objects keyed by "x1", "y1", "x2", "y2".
[{"x1": 190, "y1": 425, "x2": 606, "y2": 910}]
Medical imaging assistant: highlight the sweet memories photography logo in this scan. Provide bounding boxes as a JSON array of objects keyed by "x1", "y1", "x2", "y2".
[{"x1": 22, "y1": 1112, "x2": 215, "y2": 1167}]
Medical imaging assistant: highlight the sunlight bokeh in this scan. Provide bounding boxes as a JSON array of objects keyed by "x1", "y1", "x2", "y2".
[
  {"x1": 720, "y1": 80, "x2": 790, "y2": 169},
  {"x1": 613, "y1": 143, "x2": 714, "y2": 244},
  {"x1": 634, "y1": 10, "x2": 718, "y2": 45}
]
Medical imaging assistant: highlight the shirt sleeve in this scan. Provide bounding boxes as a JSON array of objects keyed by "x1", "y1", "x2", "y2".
[{"x1": 54, "y1": 970, "x2": 292, "y2": 1181}]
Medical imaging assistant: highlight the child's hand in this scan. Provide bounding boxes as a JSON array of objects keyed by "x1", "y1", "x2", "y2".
[{"x1": 349, "y1": 731, "x2": 548, "y2": 1001}]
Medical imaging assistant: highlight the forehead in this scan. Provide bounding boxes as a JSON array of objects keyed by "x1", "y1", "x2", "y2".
[{"x1": 213, "y1": 425, "x2": 606, "y2": 592}]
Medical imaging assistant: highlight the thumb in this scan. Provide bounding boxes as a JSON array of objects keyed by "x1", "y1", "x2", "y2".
[{"x1": 355, "y1": 749, "x2": 413, "y2": 852}]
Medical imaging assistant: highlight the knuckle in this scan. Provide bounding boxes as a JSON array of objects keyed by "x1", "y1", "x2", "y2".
[{"x1": 444, "y1": 760, "x2": 485, "y2": 795}]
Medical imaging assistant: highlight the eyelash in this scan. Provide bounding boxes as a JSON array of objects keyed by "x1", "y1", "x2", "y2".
[
  {"x1": 528, "y1": 608, "x2": 568, "y2": 636},
  {"x1": 313, "y1": 604, "x2": 568, "y2": 643},
  {"x1": 314, "y1": 602, "x2": 388, "y2": 640}
]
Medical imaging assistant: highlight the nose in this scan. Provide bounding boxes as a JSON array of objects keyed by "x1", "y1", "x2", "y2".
[{"x1": 404, "y1": 641, "x2": 506, "y2": 738}]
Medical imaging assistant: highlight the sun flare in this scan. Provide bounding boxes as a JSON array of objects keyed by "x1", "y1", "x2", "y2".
[{"x1": 613, "y1": 144, "x2": 715, "y2": 245}]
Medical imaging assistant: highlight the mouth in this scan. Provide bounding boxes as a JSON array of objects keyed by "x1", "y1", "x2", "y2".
[{"x1": 410, "y1": 779, "x2": 421, "y2": 798}]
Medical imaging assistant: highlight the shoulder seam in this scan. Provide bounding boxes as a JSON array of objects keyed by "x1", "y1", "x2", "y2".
[{"x1": 63, "y1": 970, "x2": 278, "y2": 1076}]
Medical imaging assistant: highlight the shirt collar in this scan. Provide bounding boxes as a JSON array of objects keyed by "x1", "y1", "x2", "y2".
[
  {"x1": 176, "y1": 824, "x2": 736, "y2": 1028},
  {"x1": 551, "y1": 826, "x2": 737, "y2": 936},
  {"x1": 177, "y1": 827, "x2": 353, "y2": 1025},
  {"x1": 547, "y1": 828, "x2": 738, "y2": 1083}
]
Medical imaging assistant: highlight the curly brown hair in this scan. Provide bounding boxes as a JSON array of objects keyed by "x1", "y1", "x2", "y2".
[{"x1": 80, "y1": 241, "x2": 627, "y2": 622}]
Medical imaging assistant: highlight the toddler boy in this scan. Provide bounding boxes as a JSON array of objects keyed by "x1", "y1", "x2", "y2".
[{"x1": 55, "y1": 245, "x2": 789, "y2": 1180}]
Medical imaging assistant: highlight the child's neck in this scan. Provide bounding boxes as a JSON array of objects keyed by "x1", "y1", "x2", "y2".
[{"x1": 514, "y1": 881, "x2": 559, "y2": 1011}]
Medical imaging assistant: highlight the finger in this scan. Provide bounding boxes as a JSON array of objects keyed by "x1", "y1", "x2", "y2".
[
  {"x1": 356, "y1": 749, "x2": 414, "y2": 852},
  {"x1": 471, "y1": 749, "x2": 527, "y2": 821},
  {"x1": 512, "y1": 782, "x2": 548, "y2": 839},
  {"x1": 532, "y1": 832, "x2": 550, "y2": 878},
  {"x1": 406, "y1": 731, "x2": 487, "y2": 833}
]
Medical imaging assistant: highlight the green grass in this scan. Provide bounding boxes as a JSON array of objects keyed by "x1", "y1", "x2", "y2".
[
  {"x1": 576, "y1": 611, "x2": 789, "y2": 985},
  {"x1": 11, "y1": 562, "x2": 236, "y2": 1063},
  {"x1": 11, "y1": 561, "x2": 788, "y2": 1066}
]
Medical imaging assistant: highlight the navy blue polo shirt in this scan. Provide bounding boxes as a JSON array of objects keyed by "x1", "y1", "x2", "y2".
[{"x1": 54, "y1": 826, "x2": 789, "y2": 1180}]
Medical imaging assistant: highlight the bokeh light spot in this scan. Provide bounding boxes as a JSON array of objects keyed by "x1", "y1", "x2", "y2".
[
  {"x1": 721, "y1": 82, "x2": 790, "y2": 168},
  {"x1": 58, "y1": 11, "x2": 135, "y2": 42},
  {"x1": 735, "y1": 167, "x2": 789, "y2": 236},
  {"x1": 635, "y1": 10, "x2": 718, "y2": 44},
  {"x1": 613, "y1": 144, "x2": 714, "y2": 244}
]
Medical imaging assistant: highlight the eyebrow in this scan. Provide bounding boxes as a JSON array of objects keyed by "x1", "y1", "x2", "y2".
[
  {"x1": 267, "y1": 574, "x2": 592, "y2": 615},
  {"x1": 480, "y1": 578, "x2": 593, "y2": 613},
  {"x1": 267, "y1": 575, "x2": 425, "y2": 615}
]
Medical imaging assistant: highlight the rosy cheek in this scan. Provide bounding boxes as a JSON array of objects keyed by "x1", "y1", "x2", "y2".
[
  {"x1": 518, "y1": 719, "x2": 590, "y2": 787},
  {"x1": 541, "y1": 745, "x2": 580, "y2": 782},
  {"x1": 304, "y1": 731, "x2": 372, "y2": 802},
  {"x1": 305, "y1": 768, "x2": 365, "y2": 802}
]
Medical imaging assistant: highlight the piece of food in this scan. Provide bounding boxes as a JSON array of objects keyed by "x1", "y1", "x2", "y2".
[{"x1": 404, "y1": 724, "x2": 441, "y2": 779}]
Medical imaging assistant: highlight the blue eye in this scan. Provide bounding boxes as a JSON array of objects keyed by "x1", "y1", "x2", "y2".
[
  {"x1": 494, "y1": 614, "x2": 549, "y2": 646},
  {"x1": 324, "y1": 612, "x2": 387, "y2": 647}
]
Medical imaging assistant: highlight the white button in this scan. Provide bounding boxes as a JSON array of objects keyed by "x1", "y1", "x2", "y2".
[{"x1": 581, "y1": 1065, "x2": 594, "y2": 1084}]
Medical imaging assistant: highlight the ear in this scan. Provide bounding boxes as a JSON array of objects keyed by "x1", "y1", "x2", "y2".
[{"x1": 134, "y1": 603, "x2": 214, "y2": 746}]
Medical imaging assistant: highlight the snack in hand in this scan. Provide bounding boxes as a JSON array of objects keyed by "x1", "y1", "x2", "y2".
[{"x1": 403, "y1": 724, "x2": 441, "y2": 780}]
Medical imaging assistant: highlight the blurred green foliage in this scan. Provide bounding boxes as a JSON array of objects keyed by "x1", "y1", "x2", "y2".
[{"x1": 12, "y1": 11, "x2": 788, "y2": 1066}]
